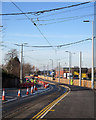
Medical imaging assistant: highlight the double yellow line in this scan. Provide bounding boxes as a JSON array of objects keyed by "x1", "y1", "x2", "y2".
[{"x1": 31, "y1": 85, "x2": 70, "y2": 120}]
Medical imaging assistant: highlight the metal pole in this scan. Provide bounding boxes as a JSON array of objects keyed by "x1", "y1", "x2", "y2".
[
  {"x1": 20, "y1": 44, "x2": 23, "y2": 83},
  {"x1": 79, "y1": 51, "x2": 82, "y2": 86},
  {"x1": 47, "y1": 65, "x2": 48, "y2": 80},
  {"x1": 58, "y1": 61, "x2": 60, "y2": 83},
  {"x1": 44, "y1": 65, "x2": 45, "y2": 81},
  {"x1": 69, "y1": 52, "x2": 71, "y2": 85},
  {"x1": 92, "y1": 21, "x2": 94, "y2": 89},
  {"x1": 50, "y1": 59, "x2": 53, "y2": 80}
]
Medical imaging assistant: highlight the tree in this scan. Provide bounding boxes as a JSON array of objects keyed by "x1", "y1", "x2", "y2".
[
  {"x1": 6, "y1": 56, "x2": 20, "y2": 78},
  {"x1": 23, "y1": 63, "x2": 32, "y2": 76},
  {"x1": 5, "y1": 49, "x2": 18, "y2": 63},
  {"x1": 4, "y1": 49, "x2": 20, "y2": 78}
]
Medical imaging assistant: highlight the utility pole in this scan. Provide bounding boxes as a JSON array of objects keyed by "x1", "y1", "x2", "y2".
[
  {"x1": 50, "y1": 59, "x2": 53, "y2": 80},
  {"x1": 69, "y1": 52, "x2": 71, "y2": 85},
  {"x1": 43, "y1": 65, "x2": 45, "y2": 81},
  {"x1": 47, "y1": 64, "x2": 49, "y2": 80},
  {"x1": 83, "y1": 20, "x2": 94, "y2": 89},
  {"x1": 58, "y1": 61, "x2": 60, "y2": 83},
  {"x1": 92, "y1": 21, "x2": 94, "y2": 89},
  {"x1": 20, "y1": 44, "x2": 23, "y2": 84},
  {"x1": 79, "y1": 51, "x2": 82, "y2": 86}
]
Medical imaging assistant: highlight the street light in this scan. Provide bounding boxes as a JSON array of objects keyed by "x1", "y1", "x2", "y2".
[
  {"x1": 15, "y1": 43, "x2": 28, "y2": 83},
  {"x1": 65, "y1": 51, "x2": 75, "y2": 84},
  {"x1": 65, "y1": 51, "x2": 71, "y2": 84},
  {"x1": 83, "y1": 20, "x2": 94, "y2": 89},
  {"x1": 49, "y1": 59, "x2": 53, "y2": 80}
]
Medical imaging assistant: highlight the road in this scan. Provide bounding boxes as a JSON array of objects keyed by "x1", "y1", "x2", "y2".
[{"x1": 2, "y1": 79, "x2": 95, "y2": 119}]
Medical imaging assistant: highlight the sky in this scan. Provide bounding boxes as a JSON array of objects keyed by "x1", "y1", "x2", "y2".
[{"x1": 0, "y1": 1, "x2": 95, "y2": 70}]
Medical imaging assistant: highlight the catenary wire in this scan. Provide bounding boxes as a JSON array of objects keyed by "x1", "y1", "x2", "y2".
[
  {"x1": 5, "y1": 4, "x2": 93, "y2": 21},
  {"x1": 1, "y1": 37, "x2": 93, "y2": 48},
  {"x1": 35, "y1": 13, "x2": 94, "y2": 22},
  {"x1": 37, "y1": 13, "x2": 94, "y2": 26},
  {"x1": 10, "y1": 1, "x2": 55, "y2": 50},
  {"x1": 0, "y1": 1, "x2": 93, "y2": 16}
]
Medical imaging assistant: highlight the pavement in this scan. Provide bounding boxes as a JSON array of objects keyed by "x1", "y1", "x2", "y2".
[{"x1": 42, "y1": 83, "x2": 95, "y2": 119}]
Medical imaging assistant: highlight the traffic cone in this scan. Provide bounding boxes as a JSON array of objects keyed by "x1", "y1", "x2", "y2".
[
  {"x1": 26, "y1": 87, "x2": 29, "y2": 95},
  {"x1": 35, "y1": 87, "x2": 37, "y2": 91},
  {"x1": 31, "y1": 86, "x2": 33, "y2": 94},
  {"x1": 2, "y1": 88, "x2": 5, "y2": 101},
  {"x1": 45, "y1": 84, "x2": 47, "y2": 88},
  {"x1": 18, "y1": 89, "x2": 21, "y2": 97}
]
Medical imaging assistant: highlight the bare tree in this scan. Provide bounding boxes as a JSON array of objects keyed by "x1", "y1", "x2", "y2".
[
  {"x1": 23, "y1": 63, "x2": 32, "y2": 76},
  {"x1": 4, "y1": 49, "x2": 18, "y2": 63}
]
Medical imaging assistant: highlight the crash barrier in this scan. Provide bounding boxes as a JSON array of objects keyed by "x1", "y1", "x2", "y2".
[
  {"x1": 37, "y1": 80, "x2": 49, "y2": 89},
  {"x1": 39, "y1": 75, "x2": 96, "y2": 89}
]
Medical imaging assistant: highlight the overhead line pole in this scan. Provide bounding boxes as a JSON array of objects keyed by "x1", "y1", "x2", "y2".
[
  {"x1": 20, "y1": 44, "x2": 23, "y2": 84},
  {"x1": 79, "y1": 51, "x2": 82, "y2": 86},
  {"x1": 92, "y1": 21, "x2": 94, "y2": 89}
]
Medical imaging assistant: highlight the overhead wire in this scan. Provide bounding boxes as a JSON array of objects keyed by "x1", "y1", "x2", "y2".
[
  {"x1": 1, "y1": 37, "x2": 93, "y2": 48},
  {"x1": 32, "y1": 4, "x2": 94, "y2": 20},
  {"x1": 4, "y1": 4, "x2": 93, "y2": 21},
  {"x1": 20, "y1": 37, "x2": 92, "y2": 48},
  {"x1": 35, "y1": 13, "x2": 94, "y2": 22},
  {"x1": 10, "y1": 1, "x2": 55, "y2": 50},
  {"x1": 37, "y1": 13, "x2": 94, "y2": 26},
  {"x1": 0, "y1": 1, "x2": 93, "y2": 16}
]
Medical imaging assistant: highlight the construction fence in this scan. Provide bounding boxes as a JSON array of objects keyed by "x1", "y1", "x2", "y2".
[{"x1": 39, "y1": 75, "x2": 96, "y2": 89}]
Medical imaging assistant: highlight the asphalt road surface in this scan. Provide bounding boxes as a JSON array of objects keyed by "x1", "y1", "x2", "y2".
[{"x1": 2, "y1": 80, "x2": 95, "y2": 120}]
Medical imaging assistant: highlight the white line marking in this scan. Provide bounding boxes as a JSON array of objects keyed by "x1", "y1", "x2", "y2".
[{"x1": 3, "y1": 98, "x2": 17, "y2": 103}]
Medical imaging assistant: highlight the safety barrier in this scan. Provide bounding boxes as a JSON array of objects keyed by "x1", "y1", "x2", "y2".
[{"x1": 39, "y1": 75, "x2": 96, "y2": 89}]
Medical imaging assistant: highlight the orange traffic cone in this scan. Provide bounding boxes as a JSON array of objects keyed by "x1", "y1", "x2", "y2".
[
  {"x1": 2, "y1": 88, "x2": 5, "y2": 101},
  {"x1": 35, "y1": 87, "x2": 37, "y2": 91},
  {"x1": 26, "y1": 87, "x2": 29, "y2": 95},
  {"x1": 45, "y1": 84, "x2": 47, "y2": 88},
  {"x1": 31, "y1": 86, "x2": 33, "y2": 94},
  {"x1": 18, "y1": 89, "x2": 21, "y2": 97}
]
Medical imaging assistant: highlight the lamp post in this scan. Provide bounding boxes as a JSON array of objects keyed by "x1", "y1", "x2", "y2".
[
  {"x1": 65, "y1": 51, "x2": 75, "y2": 84},
  {"x1": 65, "y1": 51, "x2": 71, "y2": 84},
  {"x1": 79, "y1": 51, "x2": 82, "y2": 86},
  {"x1": 58, "y1": 61, "x2": 60, "y2": 83},
  {"x1": 83, "y1": 20, "x2": 94, "y2": 89},
  {"x1": 43, "y1": 65, "x2": 45, "y2": 81},
  {"x1": 15, "y1": 43, "x2": 28, "y2": 83},
  {"x1": 47, "y1": 64, "x2": 49, "y2": 80},
  {"x1": 49, "y1": 59, "x2": 53, "y2": 80}
]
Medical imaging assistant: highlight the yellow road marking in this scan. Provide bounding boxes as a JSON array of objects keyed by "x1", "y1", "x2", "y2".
[
  {"x1": 49, "y1": 109, "x2": 55, "y2": 111},
  {"x1": 31, "y1": 85, "x2": 70, "y2": 120}
]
